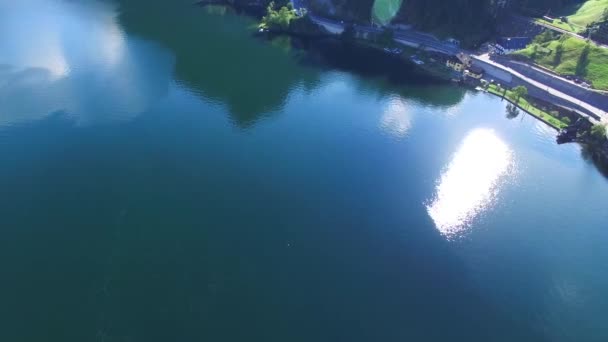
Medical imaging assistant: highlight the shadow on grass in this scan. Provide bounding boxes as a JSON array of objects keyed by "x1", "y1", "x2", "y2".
[{"x1": 575, "y1": 43, "x2": 591, "y2": 77}]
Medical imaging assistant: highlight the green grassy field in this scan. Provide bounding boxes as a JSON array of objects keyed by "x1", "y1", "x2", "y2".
[
  {"x1": 514, "y1": 36, "x2": 608, "y2": 90},
  {"x1": 536, "y1": 18, "x2": 584, "y2": 33},
  {"x1": 486, "y1": 84, "x2": 569, "y2": 129},
  {"x1": 372, "y1": 0, "x2": 403, "y2": 25},
  {"x1": 540, "y1": 0, "x2": 608, "y2": 33},
  {"x1": 564, "y1": 0, "x2": 608, "y2": 28}
]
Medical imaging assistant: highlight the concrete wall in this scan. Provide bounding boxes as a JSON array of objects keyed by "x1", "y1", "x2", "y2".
[
  {"x1": 394, "y1": 38, "x2": 420, "y2": 49},
  {"x1": 495, "y1": 57, "x2": 608, "y2": 112},
  {"x1": 473, "y1": 57, "x2": 600, "y2": 120},
  {"x1": 471, "y1": 59, "x2": 513, "y2": 83}
]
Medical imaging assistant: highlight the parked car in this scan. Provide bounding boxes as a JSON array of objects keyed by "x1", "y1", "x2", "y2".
[
  {"x1": 384, "y1": 47, "x2": 403, "y2": 55},
  {"x1": 410, "y1": 55, "x2": 424, "y2": 65}
]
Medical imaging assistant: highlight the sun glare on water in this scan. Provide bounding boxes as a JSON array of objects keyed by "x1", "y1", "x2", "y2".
[{"x1": 427, "y1": 128, "x2": 515, "y2": 238}]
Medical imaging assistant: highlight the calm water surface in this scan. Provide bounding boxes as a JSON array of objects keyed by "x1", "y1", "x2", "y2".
[{"x1": 1, "y1": 1, "x2": 608, "y2": 341}]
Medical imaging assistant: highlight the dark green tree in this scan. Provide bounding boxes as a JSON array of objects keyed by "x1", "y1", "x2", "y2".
[
  {"x1": 553, "y1": 42, "x2": 564, "y2": 66},
  {"x1": 260, "y1": 1, "x2": 300, "y2": 30},
  {"x1": 377, "y1": 28, "x2": 394, "y2": 46},
  {"x1": 575, "y1": 43, "x2": 591, "y2": 76},
  {"x1": 511, "y1": 85, "x2": 528, "y2": 103},
  {"x1": 591, "y1": 124, "x2": 607, "y2": 140},
  {"x1": 341, "y1": 25, "x2": 357, "y2": 42},
  {"x1": 534, "y1": 30, "x2": 556, "y2": 44}
]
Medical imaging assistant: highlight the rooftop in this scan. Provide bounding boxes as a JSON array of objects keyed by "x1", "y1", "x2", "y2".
[
  {"x1": 497, "y1": 37, "x2": 532, "y2": 50},
  {"x1": 468, "y1": 65, "x2": 484, "y2": 74}
]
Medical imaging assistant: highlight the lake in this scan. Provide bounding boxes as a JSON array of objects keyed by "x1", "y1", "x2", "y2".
[{"x1": 1, "y1": 1, "x2": 607, "y2": 341}]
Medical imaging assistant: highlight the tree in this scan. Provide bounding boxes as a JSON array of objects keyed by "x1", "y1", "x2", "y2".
[
  {"x1": 531, "y1": 44, "x2": 539, "y2": 59},
  {"x1": 533, "y1": 30, "x2": 555, "y2": 44},
  {"x1": 341, "y1": 24, "x2": 357, "y2": 42},
  {"x1": 377, "y1": 28, "x2": 394, "y2": 46},
  {"x1": 511, "y1": 85, "x2": 528, "y2": 103},
  {"x1": 591, "y1": 124, "x2": 607, "y2": 140},
  {"x1": 553, "y1": 42, "x2": 564, "y2": 66},
  {"x1": 260, "y1": 2, "x2": 299, "y2": 30}
]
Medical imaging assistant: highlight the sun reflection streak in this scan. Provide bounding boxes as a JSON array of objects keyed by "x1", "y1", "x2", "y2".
[{"x1": 427, "y1": 128, "x2": 515, "y2": 238}]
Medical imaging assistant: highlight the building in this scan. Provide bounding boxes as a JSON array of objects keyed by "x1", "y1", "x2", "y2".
[
  {"x1": 495, "y1": 37, "x2": 532, "y2": 54},
  {"x1": 456, "y1": 52, "x2": 472, "y2": 67},
  {"x1": 464, "y1": 65, "x2": 484, "y2": 79},
  {"x1": 446, "y1": 53, "x2": 473, "y2": 73},
  {"x1": 446, "y1": 56, "x2": 465, "y2": 72}
]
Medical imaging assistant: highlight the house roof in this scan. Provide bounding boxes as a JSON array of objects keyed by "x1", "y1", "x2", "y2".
[
  {"x1": 497, "y1": 37, "x2": 531, "y2": 50},
  {"x1": 468, "y1": 65, "x2": 484, "y2": 74},
  {"x1": 447, "y1": 56, "x2": 463, "y2": 64}
]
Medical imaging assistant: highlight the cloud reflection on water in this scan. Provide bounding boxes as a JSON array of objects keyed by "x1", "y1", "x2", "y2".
[
  {"x1": 380, "y1": 96, "x2": 412, "y2": 138},
  {"x1": 427, "y1": 128, "x2": 515, "y2": 238},
  {"x1": 0, "y1": 0, "x2": 174, "y2": 126}
]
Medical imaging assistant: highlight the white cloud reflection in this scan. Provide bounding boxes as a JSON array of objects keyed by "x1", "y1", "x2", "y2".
[
  {"x1": 0, "y1": 0, "x2": 174, "y2": 126},
  {"x1": 380, "y1": 96, "x2": 412, "y2": 138},
  {"x1": 427, "y1": 128, "x2": 515, "y2": 238}
]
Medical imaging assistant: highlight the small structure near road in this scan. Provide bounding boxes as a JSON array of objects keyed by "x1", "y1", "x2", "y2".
[
  {"x1": 446, "y1": 56, "x2": 465, "y2": 71},
  {"x1": 464, "y1": 65, "x2": 484, "y2": 79},
  {"x1": 384, "y1": 47, "x2": 404, "y2": 55},
  {"x1": 445, "y1": 53, "x2": 484, "y2": 80},
  {"x1": 495, "y1": 37, "x2": 532, "y2": 54},
  {"x1": 410, "y1": 55, "x2": 425, "y2": 65},
  {"x1": 542, "y1": 16, "x2": 555, "y2": 23},
  {"x1": 446, "y1": 53, "x2": 472, "y2": 73}
]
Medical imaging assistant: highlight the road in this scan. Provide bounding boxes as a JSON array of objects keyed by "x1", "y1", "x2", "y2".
[
  {"x1": 475, "y1": 53, "x2": 607, "y2": 123},
  {"x1": 292, "y1": 0, "x2": 459, "y2": 55},
  {"x1": 507, "y1": 58, "x2": 608, "y2": 95},
  {"x1": 290, "y1": 1, "x2": 607, "y2": 124}
]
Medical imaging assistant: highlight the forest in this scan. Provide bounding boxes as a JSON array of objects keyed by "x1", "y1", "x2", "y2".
[{"x1": 303, "y1": 0, "x2": 587, "y2": 42}]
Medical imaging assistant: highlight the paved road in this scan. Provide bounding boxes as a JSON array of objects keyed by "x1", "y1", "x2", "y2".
[
  {"x1": 475, "y1": 53, "x2": 607, "y2": 123},
  {"x1": 290, "y1": 2, "x2": 608, "y2": 124},
  {"x1": 292, "y1": 0, "x2": 459, "y2": 55},
  {"x1": 506, "y1": 58, "x2": 608, "y2": 95}
]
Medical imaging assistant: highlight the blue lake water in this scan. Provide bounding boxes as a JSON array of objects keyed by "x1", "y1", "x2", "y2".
[{"x1": 1, "y1": 1, "x2": 607, "y2": 341}]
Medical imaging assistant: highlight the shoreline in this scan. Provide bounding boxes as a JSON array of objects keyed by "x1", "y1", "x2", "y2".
[
  {"x1": 491, "y1": 93, "x2": 560, "y2": 131},
  {"x1": 197, "y1": 1, "x2": 608, "y2": 165},
  {"x1": 484, "y1": 86, "x2": 564, "y2": 131}
]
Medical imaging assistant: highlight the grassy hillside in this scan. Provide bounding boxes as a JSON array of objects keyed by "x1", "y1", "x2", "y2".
[
  {"x1": 514, "y1": 36, "x2": 608, "y2": 90},
  {"x1": 565, "y1": 0, "x2": 608, "y2": 27},
  {"x1": 541, "y1": 0, "x2": 608, "y2": 33}
]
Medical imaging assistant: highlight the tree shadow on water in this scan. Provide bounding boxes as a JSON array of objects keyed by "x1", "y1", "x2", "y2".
[
  {"x1": 116, "y1": 0, "x2": 321, "y2": 129},
  {"x1": 291, "y1": 36, "x2": 468, "y2": 107},
  {"x1": 580, "y1": 143, "x2": 608, "y2": 179},
  {"x1": 505, "y1": 103, "x2": 520, "y2": 120}
]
